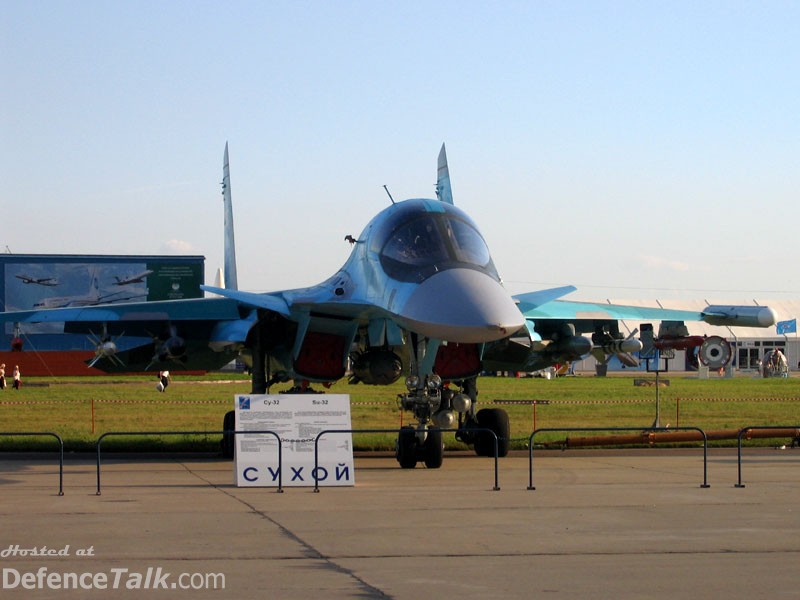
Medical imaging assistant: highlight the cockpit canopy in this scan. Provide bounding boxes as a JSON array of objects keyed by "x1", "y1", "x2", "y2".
[{"x1": 370, "y1": 199, "x2": 499, "y2": 283}]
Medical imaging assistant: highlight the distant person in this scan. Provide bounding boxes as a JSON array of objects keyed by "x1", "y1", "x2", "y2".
[
  {"x1": 774, "y1": 348, "x2": 786, "y2": 364},
  {"x1": 0, "y1": 363, "x2": 5, "y2": 389},
  {"x1": 158, "y1": 370, "x2": 171, "y2": 392},
  {"x1": 773, "y1": 348, "x2": 788, "y2": 376},
  {"x1": 12, "y1": 365, "x2": 21, "y2": 390}
]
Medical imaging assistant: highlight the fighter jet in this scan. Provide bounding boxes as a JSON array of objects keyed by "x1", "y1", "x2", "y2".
[
  {"x1": 15, "y1": 275, "x2": 59, "y2": 286},
  {"x1": 112, "y1": 270, "x2": 153, "y2": 286},
  {"x1": 0, "y1": 143, "x2": 777, "y2": 469}
]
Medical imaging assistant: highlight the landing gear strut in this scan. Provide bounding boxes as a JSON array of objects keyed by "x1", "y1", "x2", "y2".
[{"x1": 395, "y1": 370, "x2": 448, "y2": 469}]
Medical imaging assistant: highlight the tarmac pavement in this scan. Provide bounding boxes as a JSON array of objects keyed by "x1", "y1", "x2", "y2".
[{"x1": 1, "y1": 448, "x2": 799, "y2": 599}]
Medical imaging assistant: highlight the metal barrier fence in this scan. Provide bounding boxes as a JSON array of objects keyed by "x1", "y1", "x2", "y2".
[
  {"x1": 15, "y1": 424, "x2": 798, "y2": 494},
  {"x1": 95, "y1": 430, "x2": 282, "y2": 494},
  {"x1": 735, "y1": 425, "x2": 800, "y2": 488},
  {"x1": 0, "y1": 432, "x2": 64, "y2": 496},
  {"x1": 313, "y1": 427, "x2": 501, "y2": 492},
  {"x1": 527, "y1": 427, "x2": 710, "y2": 490}
]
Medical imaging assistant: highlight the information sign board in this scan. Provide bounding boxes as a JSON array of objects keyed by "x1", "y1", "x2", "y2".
[{"x1": 234, "y1": 394, "x2": 354, "y2": 487}]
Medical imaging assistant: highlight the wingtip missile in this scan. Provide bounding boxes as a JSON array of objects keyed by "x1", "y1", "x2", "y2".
[{"x1": 701, "y1": 306, "x2": 777, "y2": 328}]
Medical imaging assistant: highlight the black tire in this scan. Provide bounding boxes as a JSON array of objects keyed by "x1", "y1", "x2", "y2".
[
  {"x1": 473, "y1": 408, "x2": 510, "y2": 458},
  {"x1": 422, "y1": 429, "x2": 444, "y2": 469},
  {"x1": 396, "y1": 427, "x2": 418, "y2": 469},
  {"x1": 221, "y1": 410, "x2": 235, "y2": 459}
]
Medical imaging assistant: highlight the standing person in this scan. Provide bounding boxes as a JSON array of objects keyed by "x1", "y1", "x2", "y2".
[
  {"x1": 0, "y1": 363, "x2": 6, "y2": 389},
  {"x1": 12, "y1": 365, "x2": 21, "y2": 390},
  {"x1": 159, "y1": 370, "x2": 171, "y2": 392}
]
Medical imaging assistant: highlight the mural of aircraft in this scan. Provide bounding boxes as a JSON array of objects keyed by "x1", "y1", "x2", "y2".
[
  {"x1": 15, "y1": 275, "x2": 59, "y2": 286},
  {"x1": 112, "y1": 270, "x2": 154, "y2": 286},
  {"x1": 0, "y1": 143, "x2": 777, "y2": 468},
  {"x1": 31, "y1": 272, "x2": 141, "y2": 309}
]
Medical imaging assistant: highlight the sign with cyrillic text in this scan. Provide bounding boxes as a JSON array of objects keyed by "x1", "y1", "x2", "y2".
[{"x1": 234, "y1": 394, "x2": 354, "y2": 487}]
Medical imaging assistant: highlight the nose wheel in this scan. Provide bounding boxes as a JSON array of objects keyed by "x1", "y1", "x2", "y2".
[{"x1": 396, "y1": 427, "x2": 444, "y2": 469}]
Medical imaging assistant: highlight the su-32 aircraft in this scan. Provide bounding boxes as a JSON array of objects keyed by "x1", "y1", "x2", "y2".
[{"x1": 0, "y1": 144, "x2": 777, "y2": 468}]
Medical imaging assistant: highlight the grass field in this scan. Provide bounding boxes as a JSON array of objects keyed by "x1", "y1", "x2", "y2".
[{"x1": 1, "y1": 372, "x2": 798, "y2": 452}]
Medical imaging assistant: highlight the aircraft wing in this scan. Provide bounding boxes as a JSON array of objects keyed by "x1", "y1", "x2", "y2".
[
  {"x1": 0, "y1": 297, "x2": 245, "y2": 326},
  {"x1": 0, "y1": 291, "x2": 345, "y2": 346},
  {"x1": 513, "y1": 286, "x2": 578, "y2": 313},
  {"x1": 200, "y1": 286, "x2": 290, "y2": 317},
  {"x1": 0, "y1": 287, "x2": 392, "y2": 373},
  {"x1": 520, "y1": 298, "x2": 777, "y2": 329},
  {"x1": 0, "y1": 296, "x2": 259, "y2": 372},
  {"x1": 481, "y1": 294, "x2": 778, "y2": 373}
]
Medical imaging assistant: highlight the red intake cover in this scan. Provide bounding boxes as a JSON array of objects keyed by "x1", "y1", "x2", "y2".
[
  {"x1": 434, "y1": 343, "x2": 481, "y2": 381},
  {"x1": 293, "y1": 332, "x2": 346, "y2": 380}
]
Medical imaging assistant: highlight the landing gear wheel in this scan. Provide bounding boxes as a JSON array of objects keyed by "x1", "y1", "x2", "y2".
[
  {"x1": 221, "y1": 410, "x2": 235, "y2": 459},
  {"x1": 473, "y1": 408, "x2": 510, "y2": 458},
  {"x1": 422, "y1": 429, "x2": 443, "y2": 469},
  {"x1": 396, "y1": 427, "x2": 418, "y2": 469}
]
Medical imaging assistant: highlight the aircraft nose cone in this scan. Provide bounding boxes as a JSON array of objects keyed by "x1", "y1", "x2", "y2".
[{"x1": 401, "y1": 269, "x2": 524, "y2": 343}]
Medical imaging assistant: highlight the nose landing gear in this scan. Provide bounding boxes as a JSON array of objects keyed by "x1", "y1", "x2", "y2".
[{"x1": 395, "y1": 376, "x2": 510, "y2": 468}]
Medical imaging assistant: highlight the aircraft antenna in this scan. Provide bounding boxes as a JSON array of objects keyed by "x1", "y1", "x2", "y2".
[{"x1": 383, "y1": 185, "x2": 395, "y2": 204}]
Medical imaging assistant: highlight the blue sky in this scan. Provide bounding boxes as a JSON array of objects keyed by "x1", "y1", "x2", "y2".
[{"x1": 2, "y1": 1, "x2": 799, "y2": 301}]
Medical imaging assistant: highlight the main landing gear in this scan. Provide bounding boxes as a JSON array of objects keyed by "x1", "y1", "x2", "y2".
[{"x1": 462, "y1": 408, "x2": 511, "y2": 457}]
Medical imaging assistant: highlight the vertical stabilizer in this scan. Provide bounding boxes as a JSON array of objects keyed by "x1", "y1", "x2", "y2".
[
  {"x1": 222, "y1": 142, "x2": 239, "y2": 290},
  {"x1": 435, "y1": 143, "x2": 454, "y2": 205},
  {"x1": 204, "y1": 267, "x2": 225, "y2": 298}
]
